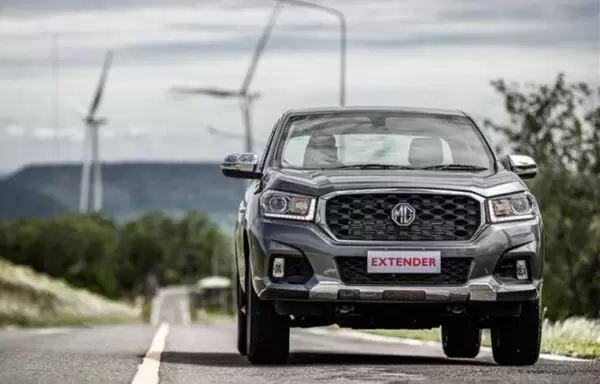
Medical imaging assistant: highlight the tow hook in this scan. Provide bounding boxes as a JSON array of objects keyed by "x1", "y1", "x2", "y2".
[
  {"x1": 448, "y1": 305, "x2": 466, "y2": 315},
  {"x1": 336, "y1": 304, "x2": 355, "y2": 316}
]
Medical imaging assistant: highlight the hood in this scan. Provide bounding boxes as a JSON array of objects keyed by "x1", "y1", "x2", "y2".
[{"x1": 262, "y1": 168, "x2": 527, "y2": 198}]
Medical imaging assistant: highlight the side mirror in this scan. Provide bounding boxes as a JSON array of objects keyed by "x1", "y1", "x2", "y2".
[
  {"x1": 221, "y1": 152, "x2": 261, "y2": 179},
  {"x1": 505, "y1": 154, "x2": 537, "y2": 179}
]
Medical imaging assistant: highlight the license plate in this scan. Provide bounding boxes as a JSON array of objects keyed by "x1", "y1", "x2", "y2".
[{"x1": 367, "y1": 251, "x2": 441, "y2": 274}]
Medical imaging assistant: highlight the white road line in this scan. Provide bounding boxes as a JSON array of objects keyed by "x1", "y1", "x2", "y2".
[
  {"x1": 179, "y1": 295, "x2": 191, "y2": 325},
  {"x1": 34, "y1": 328, "x2": 70, "y2": 336},
  {"x1": 131, "y1": 322, "x2": 170, "y2": 384},
  {"x1": 304, "y1": 328, "x2": 589, "y2": 362}
]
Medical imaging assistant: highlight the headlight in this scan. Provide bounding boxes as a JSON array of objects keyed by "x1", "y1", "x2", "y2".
[
  {"x1": 488, "y1": 192, "x2": 537, "y2": 223},
  {"x1": 260, "y1": 191, "x2": 316, "y2": 221}
]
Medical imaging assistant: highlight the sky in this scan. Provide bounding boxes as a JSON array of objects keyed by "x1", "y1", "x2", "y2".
[{"x1": 0, "y1": 0, "x2": 598, "y2": 172}]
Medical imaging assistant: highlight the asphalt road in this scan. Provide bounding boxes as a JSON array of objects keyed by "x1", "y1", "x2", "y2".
[{"x1": 1, "y1": 288, "x2": 599, "y2": 384}]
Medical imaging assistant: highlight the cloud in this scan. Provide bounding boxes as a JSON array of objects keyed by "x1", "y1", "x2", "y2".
[
  {"x1": 0, "y1": 0, "x2": 594, "y2": 71},
  {"x1": 0, "y1": 0, "x2": 597, "y2": 170},
  {"x1": 0, "y1": 0, "x2": 215, "y2": 16}
]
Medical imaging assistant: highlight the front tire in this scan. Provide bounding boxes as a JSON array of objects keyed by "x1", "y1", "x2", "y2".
[
  {"x1": 245, "y1": 274, "x2": 290, "y2": 365},
  {"x1": 442, "y1": 320, "x2": 482, "y2": 358},
  {"x1": 236, "y1": 273, "x2": 247, "y2": 356},
  {"x1": 491, "y1": 299, "x2": 542, "y2": 366}
]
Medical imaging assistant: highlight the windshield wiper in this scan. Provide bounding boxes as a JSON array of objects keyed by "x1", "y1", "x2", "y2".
[
  {"x1": 332, "y1": 163, "x2": 415, "y2": 170},
  {"x1": 422, "y1": 164, "x2": 489, "y2": 171}
]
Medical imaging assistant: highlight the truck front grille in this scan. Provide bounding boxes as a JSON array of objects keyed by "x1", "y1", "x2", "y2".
[
  {"x1": 335, "y1": 257, "x2": 472, "y2": 285},
  {"x1": 325, "y1": 193, "x2": 481, "y2": 242}
]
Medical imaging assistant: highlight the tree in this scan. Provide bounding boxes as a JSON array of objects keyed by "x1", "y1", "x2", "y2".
[
  {"x1": 0, "y1": 211, "x2": 234, "y2": 301},
  {"x1": 485, "y1": 73, "x2": 600, "y2": 320}
]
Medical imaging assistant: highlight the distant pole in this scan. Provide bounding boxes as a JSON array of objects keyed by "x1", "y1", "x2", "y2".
[
  {"x1": 277, "y1": 0, "x2": 347, "y2": 106},
  {"x1": 52, "y1": 33, "x2": 61, "y2": 161},
  {"x1": 339, "y1": 16, "x2": 347, "y2": 106},
  {"x1": 277, "y1": 0, "x2": 347, "y2": 159},
  {"x1": 212, "y1": 251, "x2": 218, "y2": 276}
]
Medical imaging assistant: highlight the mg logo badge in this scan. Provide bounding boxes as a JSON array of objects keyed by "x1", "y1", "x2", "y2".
[{"x1": 391, "y1": 203, "x2": 416, "y2": 226}]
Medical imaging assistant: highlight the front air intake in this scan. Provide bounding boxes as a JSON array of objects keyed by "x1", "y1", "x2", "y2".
[{"x1": 325, "y1": 192, "x2": 482, "y2": 242}]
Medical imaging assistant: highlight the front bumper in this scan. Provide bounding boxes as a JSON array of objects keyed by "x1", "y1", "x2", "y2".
[
  {"x1": 259, "y1": 275, "x2": 540, "y2": 303},
  {"x1": 247, "y1": 216, "x2": 543, "y2": 304}
]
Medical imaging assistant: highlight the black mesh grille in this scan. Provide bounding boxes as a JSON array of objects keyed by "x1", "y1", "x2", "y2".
[
  {"x1": 336, "y1": 257, "x2": 472, "y2": 285},
  {"x1": 325, "y1": 193, "x2": 481, "y2": 241}
]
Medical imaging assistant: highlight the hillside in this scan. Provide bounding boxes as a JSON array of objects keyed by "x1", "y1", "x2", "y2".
[
  {"x1": 0, "y1": 162, "x2": 244, "y2": 227},
  {"x1": 0, "y1": 258, "x2": 137, "y2": 326},
  {"x1": 0, "y1": 180, "x2": 71, "y2": 219}
]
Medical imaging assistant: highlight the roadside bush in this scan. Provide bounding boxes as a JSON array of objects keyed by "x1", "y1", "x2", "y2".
[
  {"x1": 0, "y1": 211, "x2": 233, "y2": 300},
  {"x1": 485, "y1": 73, "x2": 600, "y2": 320}
]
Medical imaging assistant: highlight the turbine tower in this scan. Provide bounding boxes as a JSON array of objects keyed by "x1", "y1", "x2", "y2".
[{"x1": 77, "y1": 50, "x2": 113, "y2": 213}]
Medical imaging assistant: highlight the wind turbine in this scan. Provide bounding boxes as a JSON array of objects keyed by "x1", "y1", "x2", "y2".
[
  {"x1": 169, "y1": 2, "x2": 283, "y2": 153},
  {"x1": 75, "y1": 50, "x2": 113, "y2": 213}
]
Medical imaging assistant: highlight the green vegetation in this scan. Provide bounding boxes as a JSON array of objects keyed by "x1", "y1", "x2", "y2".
[
  {"x1": 0, "y1": 73, "x2": 598, "y2": 354},
  {"x1": 365, "y1": 317, "x2": 600, "y2": 359},
  {"x1": 358, "y1": 73, "x2": 600, "y2": 358},
  {"x1": 484, "y1": 73, "x2": 600, "y2": 321},
  {"x1": 0, "y1": 258, "x2": 138, "y2": 327},
  {"x1": 189, "y1": 297, "x2": 199, "y2": 322},
  {"x1": 0, "y1": 211, "x2": 234, "y2": 302},
  {"x1": 197, "y1": 308, "x2": 234, "y2": 324},
  {"x1": 141, "y1": 301, "x2": 152, "y2": 324}
]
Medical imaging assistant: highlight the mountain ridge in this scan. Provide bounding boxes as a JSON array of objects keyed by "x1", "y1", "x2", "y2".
[{"x1": 0, "y1": 161, "x2": 244, "y2": 229}]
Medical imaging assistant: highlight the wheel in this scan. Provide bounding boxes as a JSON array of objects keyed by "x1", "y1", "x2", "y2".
[
  {"x1": 491, "y1": 299, "x2": 542, "y2": 366},
  {"x1": 245, "y1": 270, "x2": 290, "y2": 365},
  {"x1": 236, "y1": 272, "x2": 247, "y2": 356},
  {"x1": 442, "y1": 320, "x2": 482, "y2": 358}
]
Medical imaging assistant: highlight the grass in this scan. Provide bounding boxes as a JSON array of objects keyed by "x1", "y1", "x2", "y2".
[
  {"x1": 188, "y1": 298, "x2": 199, "y2": 322},
  {"x1": 0, "y1": 258, "x2": 139, "y2": 327},
  {"x1": 140, "y1": 301, "x2": 152, "y2": 323},
  {"x1": 196, "y1": 308, "x2": 234, "y2": 323},
  {"x1": 0, "y1": 314, "x2": 138, "y2": 328},
  {"x1": 359, "y1": 317, "x2": 600, "y2": 359}
]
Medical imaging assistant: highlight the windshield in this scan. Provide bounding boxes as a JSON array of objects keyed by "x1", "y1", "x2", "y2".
[{"x1": 277, "y1": 112, "x2": 494, "y2": 171}]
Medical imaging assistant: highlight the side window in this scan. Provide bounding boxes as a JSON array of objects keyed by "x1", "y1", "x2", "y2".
[{"x1": 282, "y1": 136, "x2": 311, "y2": 167}]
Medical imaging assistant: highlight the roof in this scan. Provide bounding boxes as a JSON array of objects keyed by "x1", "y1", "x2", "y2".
[
  {"x1": 285, "y1": 105, "x2": 465, "y2": 117},
  {"x1": 197, "y1": 276, "x2": 231, "y2": 289}
]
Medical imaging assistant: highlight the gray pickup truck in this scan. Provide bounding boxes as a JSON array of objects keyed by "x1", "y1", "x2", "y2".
[{"x1": 221, "y1": 106, "x2": 543, "y2": 366}]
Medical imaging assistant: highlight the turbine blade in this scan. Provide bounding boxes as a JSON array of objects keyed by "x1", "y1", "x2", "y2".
[
  {"x1": 88, "y1": 50, "x2": 114, "y2": 118},
  {"x1": 240, "y1": 2, "x2": 282, "y2": 94},
  {"x1": 63, "y1": 97, "x2": 91, "y2": 120},
  {"x1": 170, "y1": 86, "x2": 241, "y2": 98}
]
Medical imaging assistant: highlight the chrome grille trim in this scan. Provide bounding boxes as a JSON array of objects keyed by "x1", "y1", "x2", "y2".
[{"x1": 315, "y1": 188, "x2": 486, "y2": 244}]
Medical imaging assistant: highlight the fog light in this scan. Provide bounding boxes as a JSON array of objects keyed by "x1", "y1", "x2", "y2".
[
  {"x1": 516, "y1": 260, "x2": 528, "y2": 280},
  {"x1": 272, "y1": 257, "x2": 285, "y2": 278}
]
